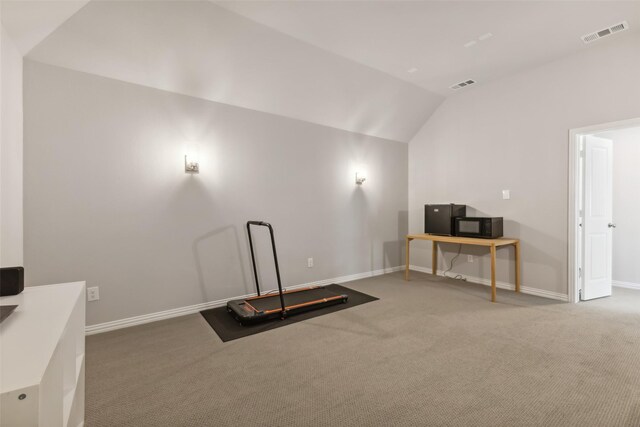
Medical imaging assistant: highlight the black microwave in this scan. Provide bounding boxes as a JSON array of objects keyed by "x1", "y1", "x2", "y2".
[{"x1": 455, "y1": 217, "x2": 503, "y2": 238}]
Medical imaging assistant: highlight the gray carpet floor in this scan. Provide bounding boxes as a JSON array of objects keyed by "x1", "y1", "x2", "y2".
[{"x1": 85, "y1": 272, "x2": 640, "y2": 426}]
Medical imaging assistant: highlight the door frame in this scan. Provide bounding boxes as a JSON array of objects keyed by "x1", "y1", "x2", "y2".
[{"x1": 568, "y1": 117, "x2": 640, "y2": 303}]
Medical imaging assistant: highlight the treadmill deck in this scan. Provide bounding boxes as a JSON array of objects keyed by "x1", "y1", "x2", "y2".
[{"x1": 227, "y1": 286, "x2": 348, "y2": 325}]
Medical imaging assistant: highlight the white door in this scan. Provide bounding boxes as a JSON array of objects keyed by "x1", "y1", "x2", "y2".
[{"x1": 581, "y1": 135, "x2": 613, "y2": 300}]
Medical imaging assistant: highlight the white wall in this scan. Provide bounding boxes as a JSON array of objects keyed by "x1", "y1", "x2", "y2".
[
  {"x1": 26, "y1": 0, "x2": 443, "y2": 143},
  {"x1": 0, "y1": 25, "x2": 23, "y2": 267},
  {"x1": 597, "y1": 127, "x2": 640, "y2": 286},
  {"x1": 408, "y1": 34, "x2": 640, "y2": 297},
  {"x1": 24, "y1": 61, "x2": 408, "y2": 326}
]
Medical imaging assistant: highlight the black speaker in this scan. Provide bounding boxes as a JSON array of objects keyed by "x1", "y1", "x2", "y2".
[{"x1": 0, "y1": 267, "x2": 24, "y2": 296}]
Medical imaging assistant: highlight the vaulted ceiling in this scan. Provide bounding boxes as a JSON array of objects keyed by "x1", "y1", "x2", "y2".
[
  {"x1": 2, "y1": 0, "x2": 639, "y2": 142},
  {"x1": 0, "y1": 0, "x2": 90, "y2": 54},
  {"x1": 217, "y1": 1, "x2": 640, "y2": 96}
]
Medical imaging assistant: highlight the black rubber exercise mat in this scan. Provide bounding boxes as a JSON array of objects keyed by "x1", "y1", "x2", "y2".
[{"x1": 200, "y1": 284, "x2": 378, "y2": 342}]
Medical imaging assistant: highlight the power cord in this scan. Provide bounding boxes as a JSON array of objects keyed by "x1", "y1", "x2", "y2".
[{"x1": 442, "y1": 244, "x2": 466, "y2": 281}]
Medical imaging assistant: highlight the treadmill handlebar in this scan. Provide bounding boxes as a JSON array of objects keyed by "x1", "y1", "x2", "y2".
[
  {"x1": 247, "y1": 220, "x2": 270, "y2": 227},
  {"x1": 246, "y1": 221, "x2": 286, "y2": 317}
]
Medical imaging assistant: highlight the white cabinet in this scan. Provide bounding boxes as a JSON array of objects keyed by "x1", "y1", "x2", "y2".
[{"x1": 1, "y1": 282, "x2": 86, "y2": 427}]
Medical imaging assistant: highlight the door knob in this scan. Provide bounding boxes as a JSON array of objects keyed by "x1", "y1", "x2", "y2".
[{"x1": 608, "y1": 223, "x2": 616, "y2": 228}]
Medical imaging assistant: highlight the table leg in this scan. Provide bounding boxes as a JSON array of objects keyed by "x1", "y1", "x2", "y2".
[
  {"x1": 490, "y1": 244, "x2": 497, "y2": 302},
  {"x1": 405, "y1": 237, "x2": 411, "y2": 281},
  {"x1": 432, "y1": 241, "x2": 437, "y2": 276},
  {"x1": 515, "y1": 241, "x2": 521, "y2": 293}
]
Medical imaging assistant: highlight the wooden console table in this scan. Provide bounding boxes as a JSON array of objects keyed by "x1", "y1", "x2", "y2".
[{"x1": 405, "y1": 234, "x2": 520, "y2": 302}]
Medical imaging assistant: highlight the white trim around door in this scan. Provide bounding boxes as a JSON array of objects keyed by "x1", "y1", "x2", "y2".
[{"x1": 568, "y1": 117, "x2": 640, "y2": 303}]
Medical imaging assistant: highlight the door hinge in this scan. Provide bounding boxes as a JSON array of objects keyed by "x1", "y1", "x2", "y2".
[
  {"x1": 579, "y1": 288, "x2": 582, "y2": 300},
  {"x1": 579, "y1": 267, "x2": 582, "y2": 278}
]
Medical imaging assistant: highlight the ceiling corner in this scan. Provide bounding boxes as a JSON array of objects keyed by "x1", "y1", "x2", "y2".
[{"x1": 1, "y1": 0, "x2": 90, "y2": 55}]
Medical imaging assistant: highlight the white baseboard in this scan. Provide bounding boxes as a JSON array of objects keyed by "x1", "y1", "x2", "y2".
[
  {"x1": 409, "y1": 265, "x2": 569, "y2": 302},
  {"x1": 85, "y1": 265, "x2": 403, "y2": 335},
  {"x1": 613, "y1": 280, "x2": 640, "y2": 290}
]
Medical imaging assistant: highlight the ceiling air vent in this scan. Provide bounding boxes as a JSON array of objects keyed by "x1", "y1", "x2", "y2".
[
  {"x1": 450, "y1": 79, "x2": 476, "y2": 90},
  {"x1": 581, "y1": 21, "x2": 628, "y2": 44}
]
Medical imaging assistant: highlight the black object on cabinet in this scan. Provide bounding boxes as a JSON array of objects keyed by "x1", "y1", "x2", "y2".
[{"x1": 0, "y1": 266, "x2": 24, "y2": 296}]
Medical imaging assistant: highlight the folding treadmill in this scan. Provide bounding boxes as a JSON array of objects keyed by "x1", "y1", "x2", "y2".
[{"x1": 227, "y1": 221, "x2": 348, "y2": 325}]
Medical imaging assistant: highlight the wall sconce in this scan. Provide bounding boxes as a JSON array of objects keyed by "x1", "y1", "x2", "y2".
[
  {"x1": 185, "y1": 153, "x2": 199, "y2": 174},
  {"x1": 355, "y1": 171, "x2": 366, "y2": 185}
]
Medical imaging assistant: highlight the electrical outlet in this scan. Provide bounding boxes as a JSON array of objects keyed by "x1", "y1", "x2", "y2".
[
  {"x1": 307, "y1": 257, "x2": 314, "y2": 268},
  {"x1": 467, "y1": 255, "x2": 474, "y2": 263},
  {"x1": 87, "y1": 287, "x2": 100, "y2": 302}
]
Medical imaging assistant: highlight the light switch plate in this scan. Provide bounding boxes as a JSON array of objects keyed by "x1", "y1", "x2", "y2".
[{"x1": 502, "y1": 190, "x2": 511, "y2": 200}]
